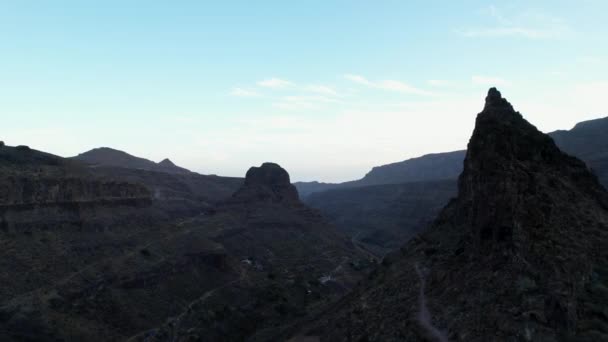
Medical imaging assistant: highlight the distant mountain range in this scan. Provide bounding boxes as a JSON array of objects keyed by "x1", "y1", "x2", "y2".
[
  {"x1": 295, "y1": 151, "x2": 465, "y2": 198},
  {"x1": 73, "y1": 147, "x2": 191, "y2": 174},
  {"x1": 296, "y1": 117, "x2": 608, "y2": 199},
  {"x1": 551, "y1": 117, "x2": 608, "y2": 187}
]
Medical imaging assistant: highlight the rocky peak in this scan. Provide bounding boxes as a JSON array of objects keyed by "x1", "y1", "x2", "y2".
[
  {"x1": 459, "y1": 88, "x2": 605, "y2": 248},
  {"x1": 301, "y1": 88, "x2": 608, "y2": 341},
  {"x1": 230, "y1": 162, "x2": 300, "y2": 205},
  {"x1": 483, "y1": 87, "x2": 514, "y2": 112},
  {"x1": 158, "y1": 158, "x2": 176, "y2": 167},
  {"x1": 244, "y1": 162, "x2": 290, "y2": 187}
]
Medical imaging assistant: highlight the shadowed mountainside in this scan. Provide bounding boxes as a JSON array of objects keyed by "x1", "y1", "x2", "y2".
[
  {"x1": 306, "y1": 180, "x2": 457, "y2": 256},
  {"x1": 291, "y1": 88, "x2": 608, "y2": 341},
  {"x1": 72, "y1": 147, "x2": 244, "y2": 211},
  {"x1": 551, "y1": 116, "x2": 608, "y2": 187},
  {"x1": 300, "y1": 116, "x2": 608, "y2": 254},
  {"x1": 128, "y1": 162, "x2": 368, "y2": 342},
  {"x1": 0, "y1": 152, "x2": 366, "y2": 341}
]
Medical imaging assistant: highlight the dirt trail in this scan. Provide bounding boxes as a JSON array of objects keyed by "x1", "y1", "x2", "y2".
[{"x1": 415, "y1": 262, "x2": 449, "y2": 342}]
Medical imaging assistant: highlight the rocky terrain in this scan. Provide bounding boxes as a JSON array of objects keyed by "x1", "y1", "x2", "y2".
[
  {"x1": 72, "y1": 147, "x2": 243, "y2": 213},
  {"x1": 0, "y1": 148, "x2": 365, "y2": 341},
  {"x1": 1, "y1": 89, "x2": 606, "y2": 341},
  {"x1": 133, "y1": 163, "x2": 367, "y2": 342},
  {"x1": 291, "y1": 88, "x2": 608, "y2": 341},
  {"x1": 300, "y1": 116, "x2": 608, "y2": 255},
  {"x1": 306, "y1": 180, "x2": 457, "y2": 256}
]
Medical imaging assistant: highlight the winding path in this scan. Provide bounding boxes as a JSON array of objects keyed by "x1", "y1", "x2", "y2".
[{"x1": 415, "y1": 262, "x2": 449, "y2": 342}]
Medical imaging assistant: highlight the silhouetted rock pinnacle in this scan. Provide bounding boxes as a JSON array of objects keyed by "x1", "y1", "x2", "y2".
[
  {"x1": 230, "y1": 163, "x2": 300, "y2": 205},
  {"x1": 483, "y1": 87, "x2": 514, "y2": 111}
]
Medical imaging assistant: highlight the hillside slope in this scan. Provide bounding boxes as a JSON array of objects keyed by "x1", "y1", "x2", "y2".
[
  {"x1": 73, "y1": 147, "x2": 191, "y2": 174},
  {"x1": 306, "y1": 180, "x2": 457, "y2": 256},
  {"x1": 0, "y1": 156, "x2": 365, "y2": 341},
  {"x1": 293, "y1": 88, "x2": 608, "y2": 341}
]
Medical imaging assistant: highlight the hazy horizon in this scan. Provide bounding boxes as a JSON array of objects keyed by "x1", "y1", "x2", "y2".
[{"x1": 2, "y1": 1, "x2": 607, "y2": 182}]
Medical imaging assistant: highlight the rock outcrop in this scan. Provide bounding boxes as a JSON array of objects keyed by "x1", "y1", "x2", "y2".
[
  {"x1": 296, "y1": 88, "x2": 608, "y2": 341},
  {"x1": 230, "y1": 162, "x2": 300, "y2": 205}
]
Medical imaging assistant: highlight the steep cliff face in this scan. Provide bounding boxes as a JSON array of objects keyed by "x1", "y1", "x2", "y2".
[
  {"x1": 0, "y1": 145, "x2": 153, "y2": 232},
  {"x1": 0, "y1": 145, "x2": 216, "y2": 341},
  {"x1": 0, "y1": 177, "x2": 149, "y2": 206},
  {"x1": 296, "y1": 89, "x2": 608, "y2": 341}
]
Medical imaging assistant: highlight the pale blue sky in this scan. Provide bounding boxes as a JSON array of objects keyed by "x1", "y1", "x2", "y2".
[{"x1": 1, "y1": 1, "x2": 607, "y2": 181}]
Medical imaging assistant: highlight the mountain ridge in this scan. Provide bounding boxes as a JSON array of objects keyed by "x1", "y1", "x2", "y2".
[
  {"x1": 73, "y1": 147, "x2": 191, "y2": 175},
  {"x1": 296, "y1": 116, "x2": 608, "y2": 200},
  {"x1": 292, "y1": 88, "x2": 608, "y2": 341}
]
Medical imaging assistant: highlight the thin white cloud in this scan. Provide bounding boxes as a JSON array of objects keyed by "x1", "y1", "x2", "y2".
[
  {"x1": 472, "y1": 75, "x2": 510, "y2": 86},
  {"x1": 344, "y1": 74, "x2": 432, "y2": 96},
  {"x1": 257, "y1": 78, "x2": 294, "y2": 88},
  {"x1": 344, "y1": 74, "x2": 374, "y2": 86},
  {"x1": 457, "y1": 6, "x2": 573, "y2": 39},
  {"x1": 230, "y1": 87, "x2": 260, "y2": 97},
  {"x1": 427, "y1": 80, "x2": 451, "y2": 87},
  {"x1": 458, "y1": 27, "x2": 563, "y2": 39},
  {"x1": 272, "y1": 95, "x2": 339, "y2": 111},
  {"x1": 305, "y1": 84, "x2": 338, "y2": 96}
]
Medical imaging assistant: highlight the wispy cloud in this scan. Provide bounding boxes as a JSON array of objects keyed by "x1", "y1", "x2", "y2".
[
  {"x1": 344, "y1": 74, "x2": 433, "y2": 95},
  {"x1": 344, "y1": 74, "x2": 374, "y2": 86},
  {"x1": 427, "y1": 79, "x2": 451, "y2": 87},
  {"x1": 472, "y1": 75, "x2": 510, "y2": 86},
  {"x1": 257, "y1": 78, "x2": 294, "y2": 88},
  {"x1": 272, "y1": 95, "x2": 340, "y2": 111},
  {"x1": 230, "y1": 87, "x2": 260, "y2": 97},
  {"x1": 458, "y1": 27, "x2": 564, "y2": 39},
  {"x1": 457, "y1": 6, "x2": 573, "y2": 39},
  {"x1": 304, "y1": 84, "x2": 338, "y2": 96}
]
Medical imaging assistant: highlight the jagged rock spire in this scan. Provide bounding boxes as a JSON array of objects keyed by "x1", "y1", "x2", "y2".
[{"x1": 483, "y1": 87, "x2": 514, "y2": 111}]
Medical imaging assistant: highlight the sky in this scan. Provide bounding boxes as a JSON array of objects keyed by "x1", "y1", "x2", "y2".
[{"x1": 1, "y1": 1, "x2": 607, "y2": 182}]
